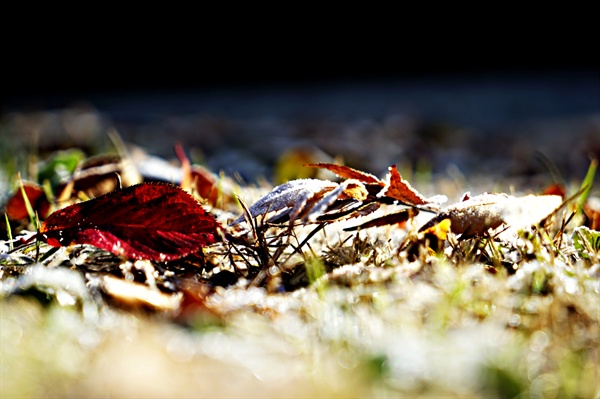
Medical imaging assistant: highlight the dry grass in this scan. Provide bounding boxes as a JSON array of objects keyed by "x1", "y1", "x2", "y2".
[{"x1": 2, "y1": 183, "x2": 599, "y2": 398}]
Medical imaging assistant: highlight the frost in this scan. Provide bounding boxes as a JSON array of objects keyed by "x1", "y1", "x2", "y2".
[{"x1": 231, "y1": 179, "x2": 338, "y2": 225}]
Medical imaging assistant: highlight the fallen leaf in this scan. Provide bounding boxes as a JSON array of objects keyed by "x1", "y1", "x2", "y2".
[
  {"x1": 378, "y1": 165, "x2": 429, "y2": 206},
  {"x1": 40, "y1": 183, "x2": 222, "y2": 261},
  {"x1": 306, "y1": 163, "x2": 383, "y2": 185},
  {"x1": 231, "y1": 179, "x2": 338, "y2": 226},
  {"x1": 62, "y1": 154, "x2": 142, "y2": 200},
  {"x1": 419, "y1": 193, "x2": 562, "y2": 237},
  {"x1": 233, "y1": 163, "x2": 434, "y2": 229},
  {"x1": 5, "y1": 182, "x2": 50, "y2": 221},
  {"x1": 304, "y1": 180, "x2": 368, "y2": 222},
  {"x1": 344, "y1": 208, "x2": 418, "y2": 231},
  {"x1": 420, "y1": 193, "x2": 507, "y2": 236},
  {"x1": 542, "y1": 183, "x2": 566, "y2": 198}
]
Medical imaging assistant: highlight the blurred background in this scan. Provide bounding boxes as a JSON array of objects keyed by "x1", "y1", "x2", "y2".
[{"x1": 2, "y1": 41, "x2": 598, "y2": 193}]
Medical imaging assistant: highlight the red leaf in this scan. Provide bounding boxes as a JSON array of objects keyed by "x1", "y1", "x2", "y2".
[
  {"x1": 40, "y1": 183, "x2": 222, "y2": 261},
  {"x1": 378, "y1": 165, "x2": 429, "y2": 205},
  {"x1": 306, "y1": 163, "x2": 383, "y2": 185}
]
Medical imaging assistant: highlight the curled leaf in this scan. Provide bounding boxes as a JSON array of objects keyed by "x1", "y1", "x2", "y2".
[
  {"x1": 231, "y1": 179, "x2": 338, "y2": 225},
  {"x1": 420, "y1": 193, "x2": 562, "y2": 237},
  {"x1": 378, "y1": 165, "x2": 430, "y2": 206},
  {"x1": 344, "y1": 208, "x2": 418, "y2": 231},
  {"x1": 61, "y1": 154, "x2": 142, "y2": 200},
  {"x1": 40, "y1": 183, "x2": 222, "y2": 261},
  {"x1": 420, "y1": 193, "x2": 508, "y2": 236},
  {"x1": 304, "y1": 180, "x2": 368, "y2": 222},
  {"x1": 341, "y1": 181, "x2": 369, "y2": 201},
  {"x1": 306, "y1": 163, "x2": 383, "y2": 185}
]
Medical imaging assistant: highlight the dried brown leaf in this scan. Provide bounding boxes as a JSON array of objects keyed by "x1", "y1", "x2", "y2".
[
  {"x1": 344, "y1": 208, "x2": 418, "y2": 231},
  {"x1": 419, "y1": 193, "x2": 563, "y2": 237},
  {"x1": 306, "y1": 163, "x2": 383, "y2": 185},
  {"x1": 341, "y1": 181, "x2": 369, "y2": 201},
  {"x1": 378, "y1": 165, "x2": 429, "y2": 206},
  {"x1": 420, "y1": 193, "x2": 507, "y2": 236},
  {"x1": 303, "y1": 180, "x2": 367, "y2": 222}
]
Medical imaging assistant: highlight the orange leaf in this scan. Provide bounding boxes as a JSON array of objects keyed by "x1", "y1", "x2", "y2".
[
  {"x1": 542, "y1": 183, "x2": 566, "y2": 198},
  {"x1": 174, "y1": 142, "x2": 192, "y2": 192},
  {"x1": 341, "y1": 181, "x2": 369, "y2": 201},
  {"x1": 305, "y1": 163, "x2": 383, "y2": 185},
  {"x1": 5, "y1": 182, "x2": 50, "y2": 221},
  {"x1": 378, "y1": 165, "x2": 429, "y2": 206}
]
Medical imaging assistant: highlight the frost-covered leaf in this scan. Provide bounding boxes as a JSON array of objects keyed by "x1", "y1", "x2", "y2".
[
  {"x1": 306, "y1": 163, "x2": 382, "y2": 185},
  {"x1": 340, "y1": 181, "x2": 369, "y2": 201},
  {"x1": 231, "y1": 179, "x2": 338, "y2": 225},
  {"x1": 377, "y1": 165, "x2": 430, "y2": 206},
  {"x1": 497, "y1": 194, "x2": 562, "y2": 231},
  {"x1": 421, "y1": 193, "x2": 510, "y2": 236},
  {"x1": 304, "y1": 180, "x2": 368, "y2": 222},
  {"x1": 420, "y1": 193, "x2": 562, "y2": 237}
]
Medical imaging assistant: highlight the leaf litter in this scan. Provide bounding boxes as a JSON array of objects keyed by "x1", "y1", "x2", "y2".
[{"x1": 1, "y1": 141, "x2": 599, "y2": 398}]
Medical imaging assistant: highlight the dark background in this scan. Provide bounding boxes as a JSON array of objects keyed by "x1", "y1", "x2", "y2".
[
  {"x1": 2, "y1": 26, "x2": 598, "y2": 189},
  {"x1": 2, "y1": 22, "x2": 598, "y2": 110}
]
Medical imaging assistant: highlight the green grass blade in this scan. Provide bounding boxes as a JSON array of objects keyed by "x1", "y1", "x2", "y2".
[
  {"x1": 18, "y1": 178, "x2": 38, "y2": 230},
  {"x1": 577, "y1": 157, "x2": 597, "y2": 211},
  {"x1": 4, "y1": 213, "x2": 14, "y2": 250}
]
